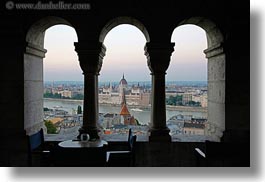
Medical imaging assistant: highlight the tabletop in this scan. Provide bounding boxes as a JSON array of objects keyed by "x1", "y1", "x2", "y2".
[{"x1": 58, "y1": 139, "x2": 108, "y2": 148}]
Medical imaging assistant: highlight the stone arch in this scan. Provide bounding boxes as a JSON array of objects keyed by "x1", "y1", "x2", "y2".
[
  {"x1": 174, "y1": 17, "x2": 224, "y2": 48},
  {"x1": 26, "y1": 16, "x2": 76, "y2": 48},
  {"x1": 171, "y1": 17, "x2": 225, "y2": 141},
  {"x1": 99, "y1": 16, "x2": 150, "y2": 43},
  {"x1": 24, "y1": 16, "x2": 78, "y2": 135}
]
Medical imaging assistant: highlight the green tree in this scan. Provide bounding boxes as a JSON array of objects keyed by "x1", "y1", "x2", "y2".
[
  {"x1": 54, "y1": 93, "x2": 62, "y2": 98},
  {"x1": 166, "y1": 95, "x2": 183, "y2": 106},
  {"x1": 187, "y1": 101, "x2": 201, "y2": 107},
  {"x1": 135, "y1": 118, "x2": 141, "y2": 126},
  {"x1": 44, "y1": 92, "x2": 53, "y2": 98},
  {"x1": 72, "y1": 94, "x2": 84, "y2": 100},
  {"x1": 77, "y1": 105, "x2": 82, "y2": 114},
  {"x1": 43, "y1": 92, "x2": 62, "y2": 99},
  {"x1": 44, "y1": 120, "x2": 57, "y2": 134}
]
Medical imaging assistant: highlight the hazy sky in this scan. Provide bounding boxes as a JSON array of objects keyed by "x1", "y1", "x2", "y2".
[{"x1": 43, "y1": 24, "x2": 207, "y2": 82}]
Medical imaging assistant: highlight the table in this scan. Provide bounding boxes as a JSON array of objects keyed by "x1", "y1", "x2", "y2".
[
  {"x1": 55, "y1": 139, "x2": 108, "y2": 166},
  {"x1": 59, "y1": 139, "x2": 108, "y2": 148}
]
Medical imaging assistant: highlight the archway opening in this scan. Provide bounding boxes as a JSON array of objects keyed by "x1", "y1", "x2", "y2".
[
  {"x1": 43, "y1": 25, "x2": 82, "y2": 140},
  {"x1": 167, "y1": 25, "x2": 208, "y2": 142},
  {"x1": 98, "y1": 24, "x2": 151, "y2": 141},
  {"x1": 24, "y1": 17, "x2": 80, "y2": 141},
  {"x1": 168, "y1": 17, "x2": 225, "y2": 142}
]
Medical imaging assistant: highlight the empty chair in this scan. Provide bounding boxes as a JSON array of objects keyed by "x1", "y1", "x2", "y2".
[
  {"x1": 106, "y1": 128, "x2": 137, "y2": 167},
  {"x1": 27, "y1": 128, "x2": 51, "y2": 166}
]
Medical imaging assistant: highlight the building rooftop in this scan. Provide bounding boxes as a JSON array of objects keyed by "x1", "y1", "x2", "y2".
[
  {"x1": 184, "y1": 122, "x2": 205, "y2": 129},
  {"x1": 120, "y1": 104, "x2": 130, "y2": 116}
]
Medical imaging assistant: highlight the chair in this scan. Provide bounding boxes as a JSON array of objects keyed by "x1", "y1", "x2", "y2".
[
  {"x1": 106, "y1": 128, "x2": 137, "y2": 167},
  {"x1": 27, "y1": 128, "x2": 51, "y2": 166}
]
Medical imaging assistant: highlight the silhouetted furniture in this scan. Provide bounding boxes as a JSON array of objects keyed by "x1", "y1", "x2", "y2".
[
  {"x1": 52, "y1": 139, "x2": 108, "y2": 167},
  {"x1": 27, "y1": 128, "x2": 51, "y2": 166},
  {"x1": 195, "y1": 140, "x2": 250, "y2": 167},
  {"x1": 59, "y1": 139, "x2": 107, "y2": 148},
  {"x1": 106, "y1": 128, "x2": 137, "y2": 167}
]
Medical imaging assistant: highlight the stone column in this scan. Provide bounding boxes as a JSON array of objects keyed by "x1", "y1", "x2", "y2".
[
  {"x1": 204, "y1": 43, "x2": 226, "y2": 141},
  {"x1": 144, "y1": 42, "x2": 175, "y2": 142},
  {"x1": 74, "y1": 42, "x2": 106, "y2": 139},
  {"x1": 24, "y1": 42, "x2": 47, "y2": 135}
]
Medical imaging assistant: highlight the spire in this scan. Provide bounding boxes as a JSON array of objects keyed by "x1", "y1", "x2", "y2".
[
  {"x1": 121, "y1": 88, "x2": 126, "y2": 105},
  {"x1": 119, "y1": 73, "x2": 128, "y2": 85},
  {"x1": 120, "y1": 88, "x2": 130, "y2": 115},
  {"x1": 120, "y1": 103, "x2": 130, "y2": 116}
]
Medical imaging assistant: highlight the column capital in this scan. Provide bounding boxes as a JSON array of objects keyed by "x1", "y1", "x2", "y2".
[
  {"x1": 144, "y1": 42, "x2": 175, "y2": 74},
  {"x1": 74, "y1": 41, "x2": 106, "y2": 74}
]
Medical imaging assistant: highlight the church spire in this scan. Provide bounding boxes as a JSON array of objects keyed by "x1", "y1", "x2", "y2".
[{"x1": 121, "y1": 88, "x2": 126, "y2": 105}]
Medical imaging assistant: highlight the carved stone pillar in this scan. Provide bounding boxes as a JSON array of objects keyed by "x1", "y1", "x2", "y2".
[
  {"x1": 204, "y1": 43, "x2": 225, "y2": 141},
  {"x1": 24, "y1": 42, "x2": 47, "y2": 135},
  {"x1": 144, "y1": 42, "x2": 175, "y2": 142},
  {"x1": 75, "y1": 42, "x2": 106, "y2": 139}
]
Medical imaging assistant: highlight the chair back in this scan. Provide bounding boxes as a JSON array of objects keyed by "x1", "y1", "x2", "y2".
[
  {"x1": 27, "y1": 128, "x2": 45, "y2": 166},
  {"x1": 127, "y1": 128, "x2": 132, "y2": 150},
  {"x1": 107, "y1": 128, "x2": 137, "y2": 167},
  {"x1": 28, "y1": 128, "x2": 44, "y2": 151},
  {"x1": 127, "y1": 128, "x2": 136, "y2": 152},
  {"x1": 128, "y1": 128, "x2": 137, "y2": 152}
]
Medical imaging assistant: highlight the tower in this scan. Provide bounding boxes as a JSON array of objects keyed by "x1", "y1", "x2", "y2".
[
  {"x1": 119, "y1": 73, "x2": 128, "y2": 95},
  {"x1": 119, "y1": 89, "x2": 136, "y2": 125}
]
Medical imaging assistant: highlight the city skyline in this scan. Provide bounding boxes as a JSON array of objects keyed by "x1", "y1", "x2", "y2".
[{"x1": 44, "y1": 24, "x2": 207, "y2": 82}]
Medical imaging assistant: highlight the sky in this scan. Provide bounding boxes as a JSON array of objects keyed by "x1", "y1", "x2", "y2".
[{"x1": 43, "y1": 24, "x2": 207, "y2": 82}]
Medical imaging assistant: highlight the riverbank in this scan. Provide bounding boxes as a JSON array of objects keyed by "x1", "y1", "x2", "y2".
[
  {"x1": 44, "y1": 98, "x2": 83, "y2": 103},
  {"x1": 166, "y1": 105, "x2": 207, "y2": 113},
  {"x1": 44, "y1": 98, "x2": 207, "y2": 113}
]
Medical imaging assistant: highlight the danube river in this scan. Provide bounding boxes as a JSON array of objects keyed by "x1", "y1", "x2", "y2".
[{"x1": 44, "y1": 99, "x2": 207, "y2": 125}]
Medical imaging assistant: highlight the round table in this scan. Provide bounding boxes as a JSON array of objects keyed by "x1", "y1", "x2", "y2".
[{"x1": 58, "y1": 139, "x2": 108, "y2": 148}]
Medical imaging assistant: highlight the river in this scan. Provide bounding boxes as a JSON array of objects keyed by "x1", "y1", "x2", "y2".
[{"x1": 44, "y1": 99, "x2": 207, "y2": 125}]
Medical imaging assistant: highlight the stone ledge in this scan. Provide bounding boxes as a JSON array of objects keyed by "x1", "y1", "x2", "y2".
[
  {"x1": 204, "y1": 43, "x2": 224, "y2": 58},
  {"x1": 25, "y1": 42, "x2": 47, "y2": 58}
]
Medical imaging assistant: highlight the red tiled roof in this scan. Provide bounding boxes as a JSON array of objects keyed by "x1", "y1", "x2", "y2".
[{"x1": 120, "y1": 104, "x2": 130, "y2": 116}]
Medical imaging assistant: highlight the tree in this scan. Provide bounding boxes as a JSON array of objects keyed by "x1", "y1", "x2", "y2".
[
  {"x1": 77, "y1": 105, "x2": 82, "y2": 114},
  {"x1": 44, "y1": 120, "x2": 57, "y2": 134},
  {"x1": 135, "y1": 118, "x2": 141, "y2": 126},
  {"x1": 43, "y1": 92, "x2": 62, "y2": 99},
  {"x1": 72, "y1": 94, "x2": 84, "y2": 100},
  {"x1": 187, "y1": 101, "x2": 201, "y2": 107},
  {"x1": 166, "y1": 95, "x2": 183, "y2": 106}
]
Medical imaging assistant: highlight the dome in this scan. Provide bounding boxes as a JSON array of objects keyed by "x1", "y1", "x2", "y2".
[{"x1": 119, "y1": 74, "x2": 128, "y2": 85}]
